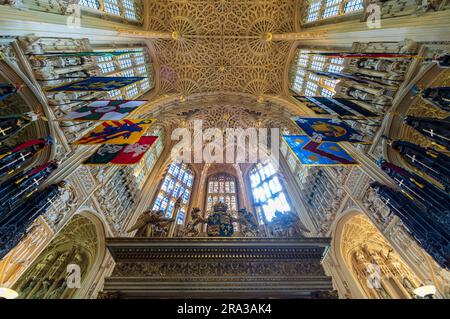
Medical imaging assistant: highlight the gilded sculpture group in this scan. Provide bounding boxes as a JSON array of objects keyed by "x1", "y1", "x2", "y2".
[{"x1": 128, "y1": 201, "x2": 310, "y2": 238}]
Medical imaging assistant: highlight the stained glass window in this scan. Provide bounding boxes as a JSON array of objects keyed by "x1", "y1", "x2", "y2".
[
  {"x1": 290, "y1": 49, "x2": 344, "y2": 97},
  {"x1": 79, "y1": 0, "x2": 143, "y2": 22},
  {"x1": 250, "y1": 162, "x2": 291, "y2": 223},
  {"x1": 96, "y1": 48, "x2": 154, "y2": 99},
  {"x1": 206, "y1": 173, "x2": 239, "y2": 230},
  {"x1": 151, "y1": 162, "x2": 194, "y2": 224},
  {"x1": 206, "y1": 173, "x2": 238, "y2": 213},
  {"x1": 304, "y1": 0, "x2": 364, "y2": 23},
  {"x1": 132, "y1": 128, "x2": 164, "y2": 189},
  {"x1": 306, "y1": 0, "x2": 322, "y2": 22}
]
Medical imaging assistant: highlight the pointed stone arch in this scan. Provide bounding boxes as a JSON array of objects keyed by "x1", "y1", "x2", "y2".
[
  {"x1": 328, "y1": 210, "x2": 422, "y2": 299},
  {"x1": 12, "y1": 212, "x2": 106, "y2": 299}
]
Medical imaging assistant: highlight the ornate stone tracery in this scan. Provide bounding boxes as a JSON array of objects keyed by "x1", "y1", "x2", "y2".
[
  {"x1": 146, "y1": 0, "x2": 296, "y2": 96},
  {"x1": 0, "y1": 0, "x2": 449, "y2": 300},
  {"x1": 0, "y1": 218, "x2": 53, "y2": 288},
  {"x1": 338, "y1": 214, "x2": 422, "y2": 299},
  {"x1": 12, "y1": 214, "x2": 104, "y2": 299}
]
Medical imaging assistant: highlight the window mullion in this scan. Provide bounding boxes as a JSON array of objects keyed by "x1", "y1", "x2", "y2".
[
  {"x1": 339, "y1": 1, "x2": 346, "y2": 14},
  {"x1": 318, "y1": 0, "x2": 327, "y2": 20},
  {"x1": 118, "y1": 0, "x2": 126, "y2": 18}
]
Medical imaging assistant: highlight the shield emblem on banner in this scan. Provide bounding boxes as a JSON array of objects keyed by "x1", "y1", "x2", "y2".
[{"x1": 207, "y1": 212, "x2": 234, "y2": 237}]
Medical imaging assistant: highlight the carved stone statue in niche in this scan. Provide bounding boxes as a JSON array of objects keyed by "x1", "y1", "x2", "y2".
[
  {"x1": 0, "y1": 0, "x2": 26, "y2": 9},
  {"x1": 340, "y1": 86, "x2": 391, "y2": 109},
  {"x1": 19, "y1": 280, "x2": 37, "y2": 298},
  {"x1": 33, "y1": 67, "x2": 100, "y2": 81},
  {"x1": 127, "y1": 210, "x2": 174, "y2": 237},
  {"x1": 346, "y1": 87, "x2": 387, "y2": 105},
  {"x1": 29, "y1": 56, "x2": 83, "y2": 68},
  {"x1": 416, "y1": 0, "x2": 442, "y2": 13},
  {"x1": 47, "y1": 280, "x2": 67, "y2": 299},
  {"x1": 32, "y1": 279, "x2": 53, "y2": 299},
  {"x1": 267, "y1": 211, "x2": 310, "y2": 237},
  {"x1": 362, "y1": 186, "x2": 390, "y2": 225},
  {"x1": 44, "y1": 181, "x2": 78, "y2": 229},
  {"x1": 356, "y1": 58, "x2": 408, "y2": 75}
]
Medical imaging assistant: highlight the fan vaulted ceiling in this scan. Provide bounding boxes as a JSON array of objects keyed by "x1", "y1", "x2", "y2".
[{"x1": 146, "y1": 0, "x2": 297, "y2": 96}]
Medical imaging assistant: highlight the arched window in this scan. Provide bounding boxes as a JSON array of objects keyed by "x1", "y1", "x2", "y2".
[
  {"x1": 151, "y1": 162, "x2": 194, "y2": 224},
  {"x1": 95, "y1": 48, "x2": 154, "y2": 100},
  {"x1": 206, "y1": 173, "x2": 238, "y2": 213},
  {"x1": 290, "y1": 49, "x2": 344, "y2": 97},
  {"x1": 250, "y1": 162, "x2": 291, "y2": 223},
  {"x1": 132, "y1": 127, "x2": 164, "y2": 189},
  {"x1": 79, "y1": 0, "x2": 143, "y2": 22},
  {"x1": 304, "y1": 0, "x2": 364, "y2": 24}
]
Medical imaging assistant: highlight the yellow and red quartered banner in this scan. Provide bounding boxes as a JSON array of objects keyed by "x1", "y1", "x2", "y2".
[
  {"x1": 73, "y1": 119, "x2": 156, "y2": 145},
  {"x1": 83, "y1": 136, "x2": 158, "y2": 165}
]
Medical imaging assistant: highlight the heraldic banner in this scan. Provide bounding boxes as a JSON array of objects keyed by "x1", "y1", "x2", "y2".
[
  {"x1": 46, "y1": 77, "x2": 146, "y2": 92},
  {"x1": 293, "y1": 96, "x2": 378, "y2": 118},
  {"x1": 73, "y1": 119, "x2": 156, "y2": 145},
  {"x1": 0, "y1": 83, "x2": 21, "y2": 101},
  {"x1": 62, "y1": 100, "x2": 148, "y2": 121},
  {"x1": 84, "y1": 136, "x2": 158, "y2": 165},
  {"x1": 283, "y1": 135, "x2": 358, "y2": 166},
  {"x1": 293, "y1": 117, "x2": 367, "y2": 144}
]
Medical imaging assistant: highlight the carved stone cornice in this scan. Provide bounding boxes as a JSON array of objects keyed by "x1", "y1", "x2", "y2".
[
  {"x1": 106, "y1": 237, "x2": 331, "y2": 260},
  {"x1": 103, "y1": 237, "x2": 333, "y2": 298}
]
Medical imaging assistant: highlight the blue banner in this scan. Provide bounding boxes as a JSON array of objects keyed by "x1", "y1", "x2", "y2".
[
  {"x1": 46, "y1": 77, "x2": 146, "y2": 92},
  {"x1": 294, "y1": 117, "x2": 367, "y2": 144},
  {"x1": 283, "y1": 135, "x2": 358, "y2": 166}
]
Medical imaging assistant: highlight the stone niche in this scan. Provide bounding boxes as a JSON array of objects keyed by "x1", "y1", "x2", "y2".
[{"x1": 100, "y1": 237, "x2": 333, "y2": 299}]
